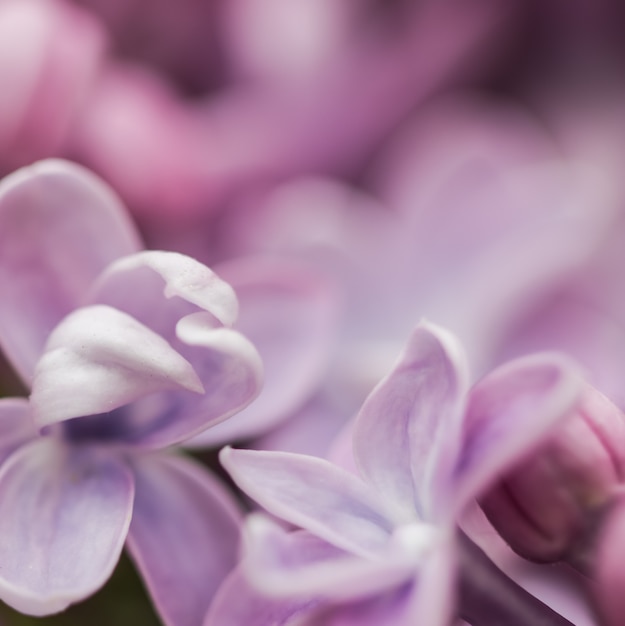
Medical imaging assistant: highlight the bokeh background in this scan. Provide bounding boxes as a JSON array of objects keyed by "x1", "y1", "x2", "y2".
[{"x1": 2, "y1": 0, "x2": 625, "y2": 624}]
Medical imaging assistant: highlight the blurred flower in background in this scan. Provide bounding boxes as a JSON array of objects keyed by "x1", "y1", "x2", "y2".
[{"x1": 2, "y1": 0, "x2": 625, "y2": 625}]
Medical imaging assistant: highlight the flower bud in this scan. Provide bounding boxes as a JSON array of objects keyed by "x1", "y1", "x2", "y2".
[{"x1": 479, "y1": 383, "x2": 625, "y2": 564}]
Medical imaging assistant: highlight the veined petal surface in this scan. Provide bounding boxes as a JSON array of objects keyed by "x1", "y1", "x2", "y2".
[
  {"x1": 0, "y1": 438, "x2": 134, "y2": 615},
  {"x1": 126, "y1": 453, "x2": 242, "y2": 626},
  {"x1": 0, "y1": 159, "x2": 140, "y2": 383},
  {"x1": 353, "y1": 321, "x2": 468, "y2": 522},
  {"x1": 221, "y1": 447, "x2": 394, "y2": 558}
]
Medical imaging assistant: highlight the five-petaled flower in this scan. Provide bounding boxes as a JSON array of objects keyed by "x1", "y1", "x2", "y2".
[
  {"x1": 215, "y1": 321, "x2": 582, "y2": 625},
  {"x1": 0, "y1": 159, "x2": 263, "y2": 625}
]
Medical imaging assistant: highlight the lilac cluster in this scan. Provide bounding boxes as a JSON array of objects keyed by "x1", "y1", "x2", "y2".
[{"x1": 3, "y1": 2, "x2": 625, "y2": 626}]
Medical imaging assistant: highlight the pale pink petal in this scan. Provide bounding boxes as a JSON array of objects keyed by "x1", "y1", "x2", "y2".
[
  {"x1": 0, "y1": 159, "x2": 141, "y2": 383},
  {"x1": 30, "y1": 305, "x2": 203, "y2": 427},
  {"x1": 0, "y1": 438, "x2": 134, "y2": 615},
  {"x1": 0, "y1": 398, "x2": 38, "y2": 465},
  {"x1": 296, "y1": 534, "x2": 455, "y2": 626},
  {"x1": 296, "y1": 582, "x2": 417, "y2": 626},
  {"x1": 408, "y1": 530, "x2": 457, "y2": 626},
  {"x1": 204, "y1": 565, "x2": 317, "y2": 626},
  {"x1": 126, "y1": 453, "x2": 242, "y2": 626},
  {"x1": 189, "y1": 257, "x2": 337, "y2": 446},
  {"x1": 68, "y1": 318, "x2": 263, "y2": 450},
  {"x1": 86, "y1": 250, "x2": 239, "y2": 333},
  {"x1": 220, "y1": 447, "x2": 393, "y2": 557},
  {"x1": 327, "y1": 417, "x2": 359, "y2": 475},
  {"x1": 353, "y1": 322, "x2": 468, "y2": 522},
  {"x1": 450, "y1": 353, "x2": 582, "y2": 517},
  {"x1": 136, "y1": 319, "x2": 263, "y2": 448},
  {"x1": 242, "y1": 515, "x2": 414, "y2": 600}
]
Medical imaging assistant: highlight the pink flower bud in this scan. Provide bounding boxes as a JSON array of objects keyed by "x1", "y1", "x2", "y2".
[{"x1": 479, "y1": 383, "x2": 625, "y2": 563}]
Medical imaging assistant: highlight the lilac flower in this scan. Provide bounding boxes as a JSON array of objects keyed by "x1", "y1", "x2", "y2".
[
  {"x1": 0, "y1": 159, "x2": 263, "y2": 623},
  {"x1": 217, "y1": 321, "x2": 582, "y2": 624}
]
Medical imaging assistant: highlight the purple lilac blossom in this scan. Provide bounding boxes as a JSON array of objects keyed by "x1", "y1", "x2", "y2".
[
  {"x1": 215, "y1": 321, "x2": 583, "y2": 625},
  {"x1": 0, "y1": 159, "x2": 263, "y2": 624}
]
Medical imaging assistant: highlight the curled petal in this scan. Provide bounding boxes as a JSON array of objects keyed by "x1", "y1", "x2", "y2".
[
  {"x1": 66, "y1": 316, "x2": 263, "y2": 449},
  {"x1": 189, "y1": 257, "x2": 337, "y2": 446},
  {"x1": 127, "y1": 453, "x2": 242, "y2": 626},
  {"x1": 221, "y1": 447, "x2": 394, "y2": 558},
  {"x1": 353, "y1": 321, "x2": 468, "y2": 522},
  {"x1": 122, "y1": 318, "x2": 263, "y2": 449},
  {"x1": 84, "y1": 252, "x2": 251, "y2": 446},
  {"x1": 86, "y1": 250, "x2": 239, "y2": 338},
  {"x1": 30, "y1": 305, "x2": 203, "y2": 427},
  {"x1": 0, "y1": 398, "x2": 38, "y2": 465},
  {"x1": 0, "y1": 159, "x2": 140, "y2": 383},
  {"x1": 0, "y1": 438, "x2": 134, "y2": 615},
  {"x1": 450, "y1": 353, "x2": 582, "y2": 517}
]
